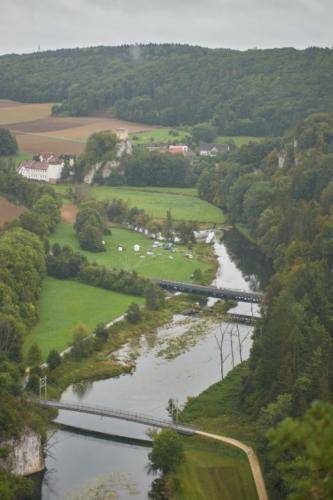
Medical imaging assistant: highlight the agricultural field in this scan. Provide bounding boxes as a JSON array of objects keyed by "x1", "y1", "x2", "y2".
[
  {"x1": 129, "y1": 127, "x2": 190, "y2": 144},
  {"x1": 0, "y1": 100, "x2": 158, "y2": 155},
  {"x1": 0, "y1": 101, "x2": 53, "y2": 125},
  {"x1": 50, "y1": 223, "x2": 214, "y2": 282},
  {"x1": 88, "y1": 186, "x2": 225, "y2": 223},
  {"x1": 0, "y1": 196, "x2": 26, "y2": 226},
  {"x1": 24, "y1": 277, "x2": 143, "y2": 358}
]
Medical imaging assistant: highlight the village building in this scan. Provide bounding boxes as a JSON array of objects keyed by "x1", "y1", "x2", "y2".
[
  {"x1": 18, "y1": 155, "x2": 64, "y2": 184},
  {"x1": 199, "y1": 143, "x2": 230, "y2": 157},
  {"x1": 168, "y1": 144, "x2": 189, "y2": 155}
]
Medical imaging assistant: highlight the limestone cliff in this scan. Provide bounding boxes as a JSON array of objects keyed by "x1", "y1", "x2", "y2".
[{"x1": 0, "y1": 429, "x2": 44, "y2": 476}]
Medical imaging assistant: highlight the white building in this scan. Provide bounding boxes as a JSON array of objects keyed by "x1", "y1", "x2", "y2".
[{"x1": 19, "y1": 157, "x2": 64, "y2": 184}]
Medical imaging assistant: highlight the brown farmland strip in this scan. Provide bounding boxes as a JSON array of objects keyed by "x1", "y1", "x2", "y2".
[{"x1": 0, "y1": 196, "x2": 26, "y2": 226}]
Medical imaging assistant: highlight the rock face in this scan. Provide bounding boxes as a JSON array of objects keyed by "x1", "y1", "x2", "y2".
[{"x1": 0, "y1": 430, "x2": 44, "y2": 476}]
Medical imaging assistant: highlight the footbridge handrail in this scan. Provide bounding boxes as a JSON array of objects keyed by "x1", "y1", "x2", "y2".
[{"x1": 37, "y1": 399, "x2": 195, "y2": 435}]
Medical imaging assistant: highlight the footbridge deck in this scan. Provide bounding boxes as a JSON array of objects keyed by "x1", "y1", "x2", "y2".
[{"x1": 38, "y1": 399, "x2": 195, "y2": 435}]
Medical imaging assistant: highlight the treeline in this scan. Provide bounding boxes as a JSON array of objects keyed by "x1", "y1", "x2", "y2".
[
  {"x1": 1, "y1": 45, "x2": 333, "y2": 135},
  {"x1": 122, "y1": 150, "x2": 192, "y2": 187},
  {"x1": 198, "y1": 112, "x2": 333, "y2": 497},
  {"x1": 0, "y1": 161, "x2": 61, "y2": 498}
]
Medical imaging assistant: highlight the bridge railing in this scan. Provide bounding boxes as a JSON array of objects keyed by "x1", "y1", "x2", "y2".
[{"x1": 38, "y1": 399, "x2": 195, "y2": 435}]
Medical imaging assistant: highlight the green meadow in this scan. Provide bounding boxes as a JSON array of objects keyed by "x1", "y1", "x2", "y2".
[
  {"x1": 50, "y1": 223, "x2": 214, "y2": 282},
  {"x1": 178, "y1": 446, "x2": 257, "y2": 500},
  {"x1": 216, "y1": 136, "x2": 265, "y2": 147},
  {"x1": 89, "y1": 186, "x2": 225, "y2": 223},
  {"x1": 129, "y1": 127, "x2": 190, "y2": 144},
  {"x1": 24, "y1": 277, "x2": 143, "y2": 358}
]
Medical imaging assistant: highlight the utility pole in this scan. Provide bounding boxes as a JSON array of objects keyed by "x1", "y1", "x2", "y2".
[{"x1": 39, "y1": 376, "x2": 47, "y2": 400}]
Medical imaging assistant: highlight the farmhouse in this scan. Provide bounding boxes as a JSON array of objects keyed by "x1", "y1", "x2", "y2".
[
  {"x1": 169, "y1": 144, "x2": 189, "y2": 155},
  {"x1": 199, "y1": 143, "x2": 230, "y2": 157},
  {"x1": 19, "y1": 155, "x2": 64, "y2": 183}
]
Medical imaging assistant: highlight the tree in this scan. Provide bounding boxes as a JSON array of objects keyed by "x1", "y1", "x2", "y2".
[
  {"x1": 85, "y1": 131, "x2": 118, "y2": 163},
  {"x1": 27, "y1": 343, "x2": 41, "y2": 367},
  {"x1": 0, "y1": 128, "x2": 18, "y2": 156},
  {"x1": 175, "y1": 220, "x2": 197, "y2": 245},
  {"x1": 94, "y1": 323, "x2": 109, "y2": 343},
  {"x1": 145, "y1": 284, "x2": 165, "y2": 310},
  {"x1": 267, "y1": 401, "x2": 333, "y2": 499},
  {"x1": 164, "y1": 210, "x2": 173, "y2": 240},
  {"x1": 32, "y1": 194, "x2": 61, "y2": 233},
  {"x1": 126, "y1": 303, "x2": 142, "y2": 324},
  {"x1": 78, "y1": 224, "x2": 106, "y2": 252},
  {"x1": 191, "y1": 122, "x2": 218, "y2": 143},
  {"x1": 47, "y1": 349, "x2": 61, "y2": 370},
  {"x1": 148, "y1": 429, "x2": 185, "y2": 474}
]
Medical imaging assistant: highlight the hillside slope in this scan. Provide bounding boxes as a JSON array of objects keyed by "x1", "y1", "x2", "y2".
[{"x1": 0, "y1": 45, "x2": 333, "y2": 135}]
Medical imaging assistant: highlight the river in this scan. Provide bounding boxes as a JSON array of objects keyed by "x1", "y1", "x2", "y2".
[{"x1": 41, "y1": 229, "x2": 270, "y2": 500}]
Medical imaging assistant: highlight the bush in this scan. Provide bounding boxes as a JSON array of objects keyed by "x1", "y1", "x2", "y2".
[
  {"x1": 126, "y1": 303, "x2": 142, "y2": 324},
  {"x1": 0, "y1": 128, "x2": 18, "y2": 156},
  {"x1": 148, "y1": 429, "x2": 185, "y2": 474},
  {"x1": 145, "y1": 284, "x2": 165, "y2": 310},
  {"x1": 47, "y1": 350, "x2": 61, "y2": 370}
]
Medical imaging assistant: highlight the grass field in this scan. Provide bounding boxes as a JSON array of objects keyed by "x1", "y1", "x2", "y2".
[
  {"x1": 216, "y1": 136, "x2": 265, "y2": 147},
  {"x1": 88, "y1": 186, "x2": 225, "y2": 223},
  {"x1": 50, "y1": 223, "x2": 214, "y2": 282},
  {"x1": 130, "y1": 128, "x2": 190, "y2": 144},
  {"x1": 178, "y1": 364, "x2": 259, "y2": 499},
  {"x1": 24, "y1": 277, "x2": 143, "y2": 358},
  {"x1": 12, "y1": 149, "x2": 32, "y2": 166},
  {"x1": 178, "y1": 447, "x2": 257, "y2": 500}
]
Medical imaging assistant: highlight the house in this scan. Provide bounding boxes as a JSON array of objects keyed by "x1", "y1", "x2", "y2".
[
  {"x1": 169, "y1": 145, "x2": 189, "y2": 155},
  {"x1": 18, "y1": 156, "x2": 64, "y2": 184},
  {"x1": 133, "y1": 244, "x2": 141, "y2": 252},
  {"x1": 199, "y1": 143, "x2": 230, "y2": 157}
]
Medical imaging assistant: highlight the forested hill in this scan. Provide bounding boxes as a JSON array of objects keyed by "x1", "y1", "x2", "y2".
[{"x1": 1, "y1": 44, "x2": 333, "y2": 135}]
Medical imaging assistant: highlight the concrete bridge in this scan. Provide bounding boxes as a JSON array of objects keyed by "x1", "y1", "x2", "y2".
[{"x1": 154, "y1": 279, "x2": 263, "y2": 304}]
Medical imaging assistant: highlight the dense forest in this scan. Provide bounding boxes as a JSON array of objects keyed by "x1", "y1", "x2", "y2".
[
  {"x1": 198, "y1": 112, "x2": 333, "y2": 497},
  {"x1": 1, "y1": 45, "x2": 333, "y2": 135}
]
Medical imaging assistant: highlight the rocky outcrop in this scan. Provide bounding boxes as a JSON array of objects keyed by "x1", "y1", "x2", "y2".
[{"x1": 0, "y1": 429, "x2": 44, "y2": 476}]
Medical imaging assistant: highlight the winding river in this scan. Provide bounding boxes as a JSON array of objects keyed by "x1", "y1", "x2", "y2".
[{"x1": 41, "y1": 229, "x2": 270, "y2": 500}]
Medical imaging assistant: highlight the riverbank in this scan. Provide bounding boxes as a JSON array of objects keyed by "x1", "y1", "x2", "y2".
[
  {"x1": 45, "y1": 294, "x2": 195, "y2": 398},
  {"x1": 174, "y1": 363, "x2": 259, "y2": 499}
]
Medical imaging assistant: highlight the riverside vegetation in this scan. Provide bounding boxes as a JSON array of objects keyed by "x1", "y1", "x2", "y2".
[{"x1": 1, "y1": 65, "x2": 333, "y2": 497}]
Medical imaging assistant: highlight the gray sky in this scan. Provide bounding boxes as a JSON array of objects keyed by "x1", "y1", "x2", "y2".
[{"x1": 1, "y1": 0, "x2": 332, "y2": 55}]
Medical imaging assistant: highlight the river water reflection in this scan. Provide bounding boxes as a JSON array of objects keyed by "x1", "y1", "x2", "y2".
[{"x1": 42, "y1": 230, "x2": 270, "y2": 499}]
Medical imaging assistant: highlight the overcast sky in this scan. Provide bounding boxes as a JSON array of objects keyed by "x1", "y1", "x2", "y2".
[{"x1": 1, "y1": 0, "x2": 332, "y2": 55}]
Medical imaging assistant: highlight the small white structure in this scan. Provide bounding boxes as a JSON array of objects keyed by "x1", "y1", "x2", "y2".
[
  {"x1": 117, "y1": 245, "x2": 124, "y2": 252},
  {"x1": 133, "y1": 244, "x2": 141, "y2": 252},
  {"x1": 19, "y1": 156, "x2": 64, "y2": 184}
]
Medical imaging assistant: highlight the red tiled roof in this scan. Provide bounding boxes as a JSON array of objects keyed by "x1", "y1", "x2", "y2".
[{"x1": 20, "y1": 160, "x2": 49, "y2": 171}]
